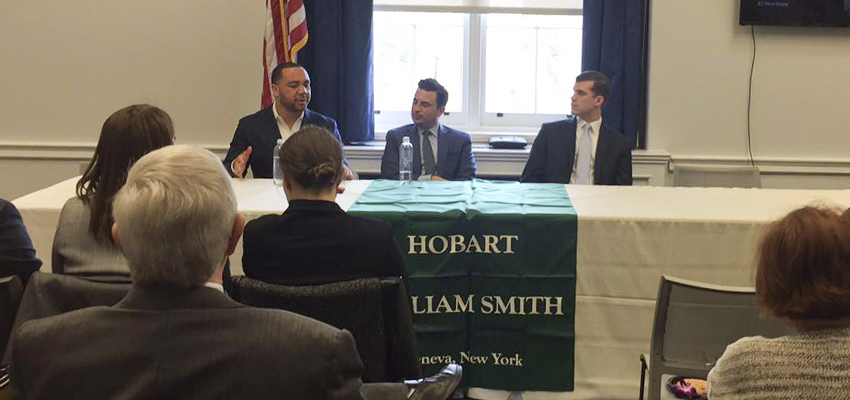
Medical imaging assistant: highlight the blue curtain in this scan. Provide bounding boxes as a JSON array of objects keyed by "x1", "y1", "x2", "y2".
[
  {"x1": 582, "y1": 0, "x2": 648, "y2": 148},
  {"x1": 300, "y1": 0, "x2": 374, "y2": 144}
]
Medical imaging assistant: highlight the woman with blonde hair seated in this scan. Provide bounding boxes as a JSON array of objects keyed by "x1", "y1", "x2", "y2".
[
  {"x1": 52, "y1": 104, "x2": 174, "y2": 279},
  {"x1": 242, "y1": 126, "x2": 409, "y2": 292},
  {"x1": 708, "y1": 206, "x2": 850, "y2": 399}
]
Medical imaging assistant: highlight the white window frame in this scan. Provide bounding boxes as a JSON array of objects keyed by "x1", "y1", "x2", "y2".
[
  {"x1": 373, "y1": 3, "x2": 583, "y2": 143},
  {"x1": 372, "y1": 12, "x2": 471, "y2": 132}
]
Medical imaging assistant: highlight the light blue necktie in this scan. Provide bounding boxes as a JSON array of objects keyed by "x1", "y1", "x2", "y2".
[{"x1": 575, "y1": 124, "x2": 592, "y2": 185}]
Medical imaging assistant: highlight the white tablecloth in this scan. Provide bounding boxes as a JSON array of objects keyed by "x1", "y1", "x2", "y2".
[
  {"x1": 13, "y1": 178, "x2": 850, "y2": 399},
  {"x1": 12, "y1": 177, "x2": 373, "y2": 276}
]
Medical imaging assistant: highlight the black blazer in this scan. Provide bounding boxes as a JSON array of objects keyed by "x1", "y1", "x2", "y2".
[
  {"x1": 521, "y1": 117, "x2": 633, "y2": 185},
  {"x1": 9, "y1": 284, "x2": 369, "y2": 400},
  {"x1": 0, "y1": 199, "x2": 41, "y2": 283},
  {"x1": 223, "y1": 107, "x2": 343, "y2": 178},
  {"x1": 242, "y1": 200, "x2": 410, "y2": 293}
]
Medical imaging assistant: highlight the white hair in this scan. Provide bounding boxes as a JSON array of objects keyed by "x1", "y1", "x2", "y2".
[{"x1": 112, "y1": 145, "x2": 237, "y2": 287}]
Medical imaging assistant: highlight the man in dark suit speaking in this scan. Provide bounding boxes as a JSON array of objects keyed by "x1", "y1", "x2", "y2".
[
  {"x1": 381, "y1": 79, "x2": 476, "y2": 181},
  {"x1": 224, "y1": 62, "x2": 346, "y2": 179},
  {"x1": 522, "y1": 71, "x2": 633, "y2": 185},
  {"x1": 8, "y1": 145, "x2": 460, "y2": 400}
]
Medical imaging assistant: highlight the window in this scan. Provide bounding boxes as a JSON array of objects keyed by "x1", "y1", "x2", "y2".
[
  {"x1": 482, "y1": 14, "x2": 582, "y2": 116},
  {"x1": 373, "y1": 12, "x2": 466, "y2": 114},
  {"x1": 373, "y1": 5, "x2": 582, "y2": 140}
]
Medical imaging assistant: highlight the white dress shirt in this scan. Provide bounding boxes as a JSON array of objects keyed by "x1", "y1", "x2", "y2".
[
  {"x1": 570, "y1": 117, "x2": 602, "y2": 185},
  {"x1": 273, "y1": 103, "x2": 305, "y2": 141},
  {"x1": 203, "y1": 281, "x2": 224, "y2": 292}
]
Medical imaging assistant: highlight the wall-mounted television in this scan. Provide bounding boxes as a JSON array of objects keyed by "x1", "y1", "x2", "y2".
[{"x1": 740, "y1": 0, "x2": 850, "y2": 27}]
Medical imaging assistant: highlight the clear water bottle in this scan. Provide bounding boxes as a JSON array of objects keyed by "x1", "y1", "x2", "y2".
[
  {"x1": 399, "y1": 136, "x2": 413, "y2": 183},
  {"x1": 273, "y1": 138, "x2": 284, "y2": 186}
]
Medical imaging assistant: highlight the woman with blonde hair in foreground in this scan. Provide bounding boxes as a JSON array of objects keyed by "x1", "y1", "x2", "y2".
[{"x1": 707, "y1": 206, "x2": 850, "y2": 399}]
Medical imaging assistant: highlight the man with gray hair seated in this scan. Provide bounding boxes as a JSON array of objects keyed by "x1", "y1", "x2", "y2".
[{"x1": 8, "y1": 145, "x2": 460, "y2": 400}]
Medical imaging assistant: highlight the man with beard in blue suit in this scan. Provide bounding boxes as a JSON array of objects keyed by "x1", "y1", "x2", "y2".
[
  {"x1": 224, "y1": 63, "x2": 351, "y2": 179},
  {"x1": 381, "y1": 79, "x2": 476, "y2": 181}
]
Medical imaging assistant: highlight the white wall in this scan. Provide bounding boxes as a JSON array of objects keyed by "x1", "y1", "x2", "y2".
[
  {"x1": 0, "y1": 1, "x2": 267, "y2": 199},
  {"x1": 3, "y1": 0, "x2": 850, "y2": 200},
  {"x1": 0, "y1": 1, "x2": 264, "y2": 147},
  {"x1": 647, "y1": 0, "x2": 850, "y2": 187}
]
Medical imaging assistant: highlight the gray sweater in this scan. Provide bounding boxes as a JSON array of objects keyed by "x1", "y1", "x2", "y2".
[{"x1": 708, "y1": 327, "x2": 850, "y2": 399}]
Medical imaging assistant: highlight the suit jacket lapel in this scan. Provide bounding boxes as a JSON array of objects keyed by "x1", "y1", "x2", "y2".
[
  {"x1": 436, "y1": 125, "x2": 449, "y2": 176},
  {"x1": 303, "y1": 108, "x2": 315, "y2": 125},
  {"x1": 263, "y1": 107, "x2": 280, "y2": 139},
  {"x1": 564, "y1": 121, "x2": 578, "y2": 182},
  {"x1": 410, "y1": 126, "x2": 422, "y2": 179}
]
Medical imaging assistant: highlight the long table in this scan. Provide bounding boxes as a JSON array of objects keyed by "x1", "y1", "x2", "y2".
[{"x1": 13, "y1": 178, "x2": 850, "y2": 399}]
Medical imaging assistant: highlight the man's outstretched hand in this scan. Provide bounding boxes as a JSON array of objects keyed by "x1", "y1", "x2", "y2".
[
  {"x1": 337, "y1": 165, "x2": 355, "y2": 194},
  {"x1": 231, "y1": 146, "x2": 253, "y2": 178}
]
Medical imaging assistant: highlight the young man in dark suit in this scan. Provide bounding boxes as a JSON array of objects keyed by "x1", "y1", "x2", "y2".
[
  {"x1": 224, "y1": 63, "x2": 349, "y2": 179},
  {"x1": 522, "y1": 71, "x2": 633, "y2": 185},
  {"x1": 381, "y1": 79, "x2": 476, "y2": 181},
  {"x1": 8, "y1": 145, "x2": 460, "y2": 400}
]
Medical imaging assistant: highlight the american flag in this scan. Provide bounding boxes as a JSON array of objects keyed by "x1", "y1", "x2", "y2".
[{"x1": 261, "y1": 0, "x2": 309, "y2": 108}]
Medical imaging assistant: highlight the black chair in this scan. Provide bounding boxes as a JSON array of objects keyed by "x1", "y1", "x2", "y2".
[
  {"x1": 639, "y1": 275, "x2": 792, "y2": 400},
  {"x1": 229, "y1": 276, "x2": 421, "y2": 382},
  {"x1": 0, "y1": 276, "x2": 24, "y2": 361},
  {"x1": 2, "y1": 272, "x2": 131, "y2": 363},
  {"x1": 0, "y1": 364, "x2": 8, "y2": 399},
  {"x1": 0, "y1": 275, "x2": 24, "y2": 396}
]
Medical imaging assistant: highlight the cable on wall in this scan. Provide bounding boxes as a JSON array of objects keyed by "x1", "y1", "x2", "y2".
[{"x1": 746, "y1": 25, "x2": 756, "y2": 167}]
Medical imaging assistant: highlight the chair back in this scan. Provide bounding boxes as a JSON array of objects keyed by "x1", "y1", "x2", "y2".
[
  {"x1": 646, "y1": 275, "x2": 792, "y2": 400},
  {"x1": 229, "y1": 276, "x2": 421, "y2": 382},
  {"x1": 0, "y1": 276, "x2": 24, "y2": 360},
  {"x1": 672, "y1": 165, "x2": 761, "y2": 188},
  {"x1": 2, "y1": 272, "x2": 131, "y2": 362}
]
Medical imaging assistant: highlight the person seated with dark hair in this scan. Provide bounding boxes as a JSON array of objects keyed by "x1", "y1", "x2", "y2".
[
  {"x1": 243, "y1": 126, "x2": 410, "y2": 293},
  {"x1": 224, "y1": 62, "x2": 352, "y2": 180},
  {"x1": 52, "y1": 104, "x2": 174, "y2": 279},
  {"x1": 380, "y1": 78, "x2": 476, "y2": 181},
  {"x1": 522, "y1": 70, "x2": 632, "y2": 185},
  {"x1": 0, "y1": 199, "x2": 41, "y2": 284},
  {"x1": 707, "y1": 206, "x2": 850, "y2": 399},
  {"x1": 8, "y1": 145, "x2": 460, "y2": 400}
]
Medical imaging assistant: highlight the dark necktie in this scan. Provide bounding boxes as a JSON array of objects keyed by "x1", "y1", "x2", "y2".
[{"x1": 422, "y1": 129, "x2": 436, "y2": 175}]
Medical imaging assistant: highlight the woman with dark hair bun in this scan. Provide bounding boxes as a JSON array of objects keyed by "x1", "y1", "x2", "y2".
[
  {"x1": 53, "y1": 104, "x2": 174, "y2": 279},
  {"x1": 707, "y1": 206, "x2": 850, "y2": 399},
  {"x1": 242, "y1": 126, "x2": 409, "y2": 291}
]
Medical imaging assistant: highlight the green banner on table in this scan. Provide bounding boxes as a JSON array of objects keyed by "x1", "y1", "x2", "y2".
[{"x1": 349, "y1": 179, "x2": 577, "y2": 391}]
